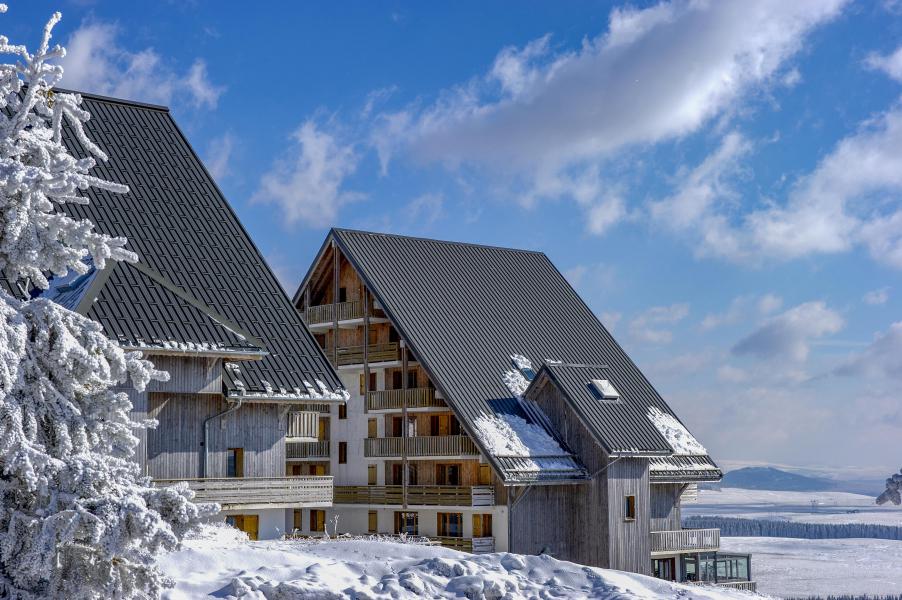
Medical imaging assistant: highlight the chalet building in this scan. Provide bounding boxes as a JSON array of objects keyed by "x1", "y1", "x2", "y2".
[
  {"x1": 292, "y1": 229, "x2": 755, "y2": 591},
  {"x1": 4, "y1": 92, "x2": 348, "y2": 540}
]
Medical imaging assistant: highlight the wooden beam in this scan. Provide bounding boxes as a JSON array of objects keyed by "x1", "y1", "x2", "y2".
[{"x1": 401, "y1": 340, "x2": 408, "y2": 509}]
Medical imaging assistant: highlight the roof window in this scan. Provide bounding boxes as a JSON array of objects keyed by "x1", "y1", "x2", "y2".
[{"x1": 588, "y1": 379, "x2": 620, "y2": 401}]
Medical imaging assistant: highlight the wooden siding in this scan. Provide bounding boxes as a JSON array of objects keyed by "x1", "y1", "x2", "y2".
[
  {"x1": 650, "y1": 483, "x2": 683, "y2": 532},
  {"x1": 146, "y1": 355, "x2": 222, "y2": 394},
  {"x1": 384, "y1": 459, "x2": 483, "y2": 486},
  {"x1": 606, "y1": 458, "x2": 651, "y2": 575},
  {"x1": 516, "y1": 379, "x2": 609, "y2": 567},
  {"x1": 146, "y1": 392, "x2": 285, "y2": 480}
]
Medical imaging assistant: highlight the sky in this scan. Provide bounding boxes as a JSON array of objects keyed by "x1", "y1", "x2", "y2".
[{"x1": 7, "y1": 0, "x2": 902, "y2": 479}]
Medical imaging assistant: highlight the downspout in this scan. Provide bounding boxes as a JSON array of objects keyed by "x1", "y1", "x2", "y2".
[{"x1": 202, "y1": 399, "x2": 243, "y2": 478}]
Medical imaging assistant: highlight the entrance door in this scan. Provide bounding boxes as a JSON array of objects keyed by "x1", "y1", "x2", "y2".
[
  {"x1": 652, "y1": 557, "x2": 676, "y2": 581},
  {"x1": 227, "y1": 514, "x2": 260, "y2": 541}
]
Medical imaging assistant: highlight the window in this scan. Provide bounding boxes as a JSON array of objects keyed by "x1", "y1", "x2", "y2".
[
  {"x1": 226, "y1": 448, "x2": 243, "y2": 478},
  {"x1": 391, "y1": 416, "x2": 417, "y2": 437},
  {"x1": 407, "y1": 369, "x2": 418, "y2": 389},
  {"x1": 437, "y1": 512, "x2": 463, "y2": 537},
  {"x1": 391, "y1": 370, "x2": 403, "y2": 390},
  {"x1": 367, "y1": 464, "x2": 377, "y2": 485},
  {"x1": 478, "y1": 464, "x2": 492, "y2": 485},
  {"x1": 624, "y1": 495, "x2": 636, "y2": 521},
  {"x1": 309, "y1": 464, "x2": 326, "y2": 476},
  {"x1": 318, "y1": 417, "x2": 330, "y2": 441},
  {"x1": 226, "y1": 514, "x2": 259, "y2": 540},
  {"x1": 430, "y1": 414, "x2": 460, "y2": 436},
  {"x1": 588, "y1": 379, "x2": 621, "y2": 402},
  {"x1": 367, "y1": 418, "x2": 377, "y2": 439},
  {"x1": 389, "y1": 327, "x2": 400, "y2": 343},
  {"x1": 338, "y1": 442, "x2": 347, "y2": 464},
  {"x1": 394, "y1": 511, "x2": 418, "y2": 535},
  {"x1": 338, "y1": 403, "x2": 347, "y2": 420},
  {"x1": 359, "y1": 372, "x2": 377, "y2": 394},
  {"x1": 368, "y1": 511, "x2": 378, "y2": 534},
  {"x1": 293, "y1": 509, "x2": 302, "y2": 531},
  {"x1": 289, "y1": 464, "x2": 303, "y2": 476},
  {"x1": 472, "y1": 514, "x2": 492, "y2": 537},
  {"x1": 653, "y1": 558, "x2": 676, "y2": 581},
  {"x1": 435, "y1": 464, "x2": 461, "y2": 486},
  {"x1": 310, "y1": 509, "x2": 326, "y2": 533},
  {"x1": 391, "y1": 463, "x2": 417, "y2": 485},
  {"x1": 338, "y1": 287, "x2": 347, "y2": 303}
]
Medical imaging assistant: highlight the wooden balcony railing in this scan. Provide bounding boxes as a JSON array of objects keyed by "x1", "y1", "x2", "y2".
[
  {"x1": 334, "y1": 485, "x2": 495, "y2": 507},
  {"x1": 434, "y1": 536, "x2": 495, "y2": 554},
  {"x1": 154, "y1": 476, "x2": 332, "y2": 508},
  {"x1": 321, "y1": 342, "x2": 401, "y2": 367},
  {"x1": 286, "y1": 440, "x2": 330, "y2": 459},
  {"x1": 364, "y1": 435, "x2": 480, "y2": 457},
  {"x1": 303, "y1": 301, "x2": 363, "y2": 325},
  {"x1": 650, "y1": 528, "x2": 720, "y2": 554},
  {"x1": 287, "y1": 411, "x2": 318, "y2": 440},
  {"x1": 365, "y1": 388, "x2": 445, "y2": 411}
]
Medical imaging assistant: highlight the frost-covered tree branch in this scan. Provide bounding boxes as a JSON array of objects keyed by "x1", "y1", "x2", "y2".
[{"x1": 0, "y1": 6, "x2": 214, "y2": 599}]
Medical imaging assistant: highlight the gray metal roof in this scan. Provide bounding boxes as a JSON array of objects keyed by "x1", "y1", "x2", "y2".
[
  {"x1": 533, "y1": 363, "x2": 674, "y2": 456},
  {"x1": 649, "y1": 455, "x2": 722, "y2": 483},
  {"x1": 8, "y1": 92, "x2": 342, "y2": 397},
  {"x1": 316, "y1": 228, "x2": 719, "y2": 483}
]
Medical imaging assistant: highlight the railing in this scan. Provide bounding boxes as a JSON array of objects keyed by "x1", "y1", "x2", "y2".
[
  {"x1": 433, "y1": 536, "x2": 495, "y2": 554},
  {"x1": 154, "y1": 476, "x2": 333, "y2": 508},
  {"x1": 303, "y1": 301, "x2": 363, "y2": 325},
  {"x1": 287, "y1": 411, "x2": 318, "y2": 440},
  {"x1": 366, "y1": 388, "x2": 446, "y2": 411},
  {"x1": 334, "y1": 485, "x2": 495, "y2": 507},
  {"x1": 286, "y1": 440, "x2": 330, "y2": 459},
  {"x1": 364, "y1": 435, "x2": 480, "y2": 457},
  {"x1": 650, "y1": 528, "x2": 720, "y2": 554},
  {"x1": 688, "y1": 581, "x2": 757, "y2": 592},
  {"x1": 321, "y1": 342, "x2": 401, "y2": 366}
]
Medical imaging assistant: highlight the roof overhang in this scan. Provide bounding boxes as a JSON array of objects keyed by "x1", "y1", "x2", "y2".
[{"x1": 124, "y1": 346, "x2": 268, "y2": 361}]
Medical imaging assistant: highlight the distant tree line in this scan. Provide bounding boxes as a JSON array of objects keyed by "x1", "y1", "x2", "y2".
[{"x1": 682, "y1": 516, "x2": 902, "y2": 541}]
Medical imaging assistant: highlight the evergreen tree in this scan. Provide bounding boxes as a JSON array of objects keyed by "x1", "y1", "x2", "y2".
[{"x1": 0, "y1": 6, "x2": 213, "y2": 598}]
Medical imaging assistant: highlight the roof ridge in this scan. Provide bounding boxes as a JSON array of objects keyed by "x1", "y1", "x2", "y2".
[
  {"x1": 332, "y1": 227, "x2": 548, "y2": 256},
  {"x1": 51, "y1": 86, "x2": 171, "y2": 112}
]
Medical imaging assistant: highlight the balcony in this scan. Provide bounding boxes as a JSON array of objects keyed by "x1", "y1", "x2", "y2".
[
  {"x1": 650, "y1": 528, "x2": 720, "y2": 555},
  {"x1": 335, "y1": 485, "x2": 495, "y2": 507},
  {"x1": 154, "y1": 476, "x2": 333, "y2": 509},
  {"x1": 435, "y1": 536, "x2": 495, "y2": 554},
  {"x1": 302, "y1": 301, "x2": 363, "y2": 326},
  {"x1": 364, "y1": 435, "x2": 480, "y2": 458},
  {"x1": 321, "y1": 342, "x2": 402, "y2": 368},
  {"x1": 286, "y1": 440, "x2": 330, "y2": 460},
  {"x1": 287, "y1": 411, "x2": 318, "y2": 441},
  {"x1": 366, "y1": 387, "x2": 446, "y2": 411}
]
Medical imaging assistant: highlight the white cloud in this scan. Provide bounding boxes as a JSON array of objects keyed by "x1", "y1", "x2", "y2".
[
  {"x1": 629, "y1": 303, "x2": 690, "y2": 344},
  {"x1": 61, "y1": 20, "x2": 223, "y2": 109},
  {"x1": 717, "y1": 364, "x2": 749, "y2": 383},
  {"x1": 601, "y1": 311, "x2": 623, "y2": 331},
  {"x1": 700, "y1": 293, "x2": 782, "y2": 330},
  {"x1": 374, "y1": 0, "x2": 845, "y2": 230},
  {"x1": 834, "y1": 321, "x2": 902, "y2": 380},
  {"x1": 866, "y1": 45, "x2": 902, "y2": 83},
  {"x1": 732, "y1": 301, "x2": 844, "y2": 361},
  {"x1": 252, "y1": 121, "x2": 362, "y2": 227},
  {"x1": 203, "y1": 133, "x2": 234, "y2": 181},
  {"x1": 863, "y1": 287, "x2": 890, "y2": 306},
  {"x1": 406, "y1": 192, "x2": 444, "y2": 226}
]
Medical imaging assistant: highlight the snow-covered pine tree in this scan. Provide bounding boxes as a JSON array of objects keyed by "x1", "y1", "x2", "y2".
[
  {"x1": 877, "y1": 468, "x2": 902, "y2": 506},
  {"x1": 0, "y1": 6, "x2": 214, "y2": 599}
]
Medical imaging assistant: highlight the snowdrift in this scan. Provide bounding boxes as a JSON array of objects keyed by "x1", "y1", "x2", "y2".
[{"x1": 159, "y1": 526, "x2": 759, "y2": 599}]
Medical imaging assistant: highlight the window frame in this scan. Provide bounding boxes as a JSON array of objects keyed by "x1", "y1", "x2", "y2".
[{"x1": 624, "y1": 494, "x2": 637, "y2": 521}]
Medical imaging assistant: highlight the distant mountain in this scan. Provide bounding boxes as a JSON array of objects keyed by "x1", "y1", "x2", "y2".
[{"x1": 703, "y1": 467, "x2": 887, "y2": 496}]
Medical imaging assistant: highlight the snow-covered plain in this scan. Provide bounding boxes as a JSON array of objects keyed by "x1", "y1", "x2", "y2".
[
  {"x1": 685, "y1": 487, "x2": 902, "y2": 526},
  {"x1": 159, "y1": 526, "x2": 758, "y2": 599},
  {"x1": 720, "y1": 537, "x2": 902, "y2": 597}
]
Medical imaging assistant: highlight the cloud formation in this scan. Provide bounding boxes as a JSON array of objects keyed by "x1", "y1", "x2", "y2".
[
  {"x1": 834, "y1": 322, "x2": 902, "y2": 380},
  {"x1": 629, "y1": 303, "x2": 690, "y2": 344},
  {"x1": 61, "y1": 20, "x2": 224, "y2": 109},
  {"x1": 863, "y1": 287, "x2": 890, "y2": 306},
  {"x1": 203, "y1": 133, "x2": 235, "y2": 181},
  {"x1": 252, "y1": 121, "x2": 362, "y2": 227},
  {"x1": 731, "y1": 301, "x2": 844, "y2": 361},
  {"x1": 866, "y1": 45, "x2": 902, "y2": 83}
]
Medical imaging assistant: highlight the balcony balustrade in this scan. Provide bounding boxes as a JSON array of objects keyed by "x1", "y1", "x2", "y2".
[
  {"x1": 302, "y1": 301, "x2": 363, "y2": 325},
  {"x1": 364, "y1": 435, "x2": 479, "y2": 458},
  {"x1": 334, "y1": 485, "x2": 494, "y2": 507},
  {"x1": 650, "y1": 528, "x2": 720, "y2": 554},
  {"x1": 286, "y1": 440, "x2": 330, "y2": 459},
  {"x1": 365, "y1": 387, "x2": 446, "y2": 411},
  {"x1": 154, "y1": 476, "x2": 332, "y2": 509}
]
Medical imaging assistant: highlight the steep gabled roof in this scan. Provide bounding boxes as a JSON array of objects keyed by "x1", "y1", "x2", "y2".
[
  {"x1": 305, "y1": 228, "x2": 719, "y2": 483},
  {"x1": 9, "y1": 92, "x2": 343, "y2": 398}
]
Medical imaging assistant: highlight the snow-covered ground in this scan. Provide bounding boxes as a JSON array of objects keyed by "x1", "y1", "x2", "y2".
[
  {"x1": 684, "y1": 487, "x2": 902, "y2": 526},
  {"x1": 159, "y1": 526, "x2": 759, "y2": 599},
  {"x1": 720, "y1": 537, "x2": 902, "y2": 597}
]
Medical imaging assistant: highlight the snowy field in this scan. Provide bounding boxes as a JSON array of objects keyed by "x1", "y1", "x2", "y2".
[
  {"x1": 684, "y1": 487, "x2": 902, "y2": 526},
  {"x1": 159, "y1": 526, "x2": 758, "y2": 599},
  {"x1": 720, "y1": 537, "x2": 902, "y2": 597}
]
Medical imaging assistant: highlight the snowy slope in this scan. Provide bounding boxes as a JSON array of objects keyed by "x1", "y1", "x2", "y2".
[{"x1": 159, "y1": 526, "x2": 760, "y2": 599}]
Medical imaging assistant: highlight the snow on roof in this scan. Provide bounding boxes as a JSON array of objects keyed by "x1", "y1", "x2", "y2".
[
  {"x1": 472, "y1": 413, "x2": 568, "y2": 458},
  {"x1": 125, "y1": 339, "x2": 263, "y2": 355},
  {"x1": 647, "y1": 406, "x2": 707, "y2": 455},
  {"x1": 510, "y1": 353, "x2": 534, "y2": 372},
  {"x1": 502, "y1": 369, "x2": 531, "y2": 398}
]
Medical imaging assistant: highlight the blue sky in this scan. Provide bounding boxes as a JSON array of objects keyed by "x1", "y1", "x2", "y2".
[{"x1": 9, "y1": 0, "x2": 902, "y2": 478}]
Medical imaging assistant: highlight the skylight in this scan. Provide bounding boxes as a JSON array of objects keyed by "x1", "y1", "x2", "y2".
[{"x1": 589, "y1": 379, "x2": 620, "y2": 401}]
